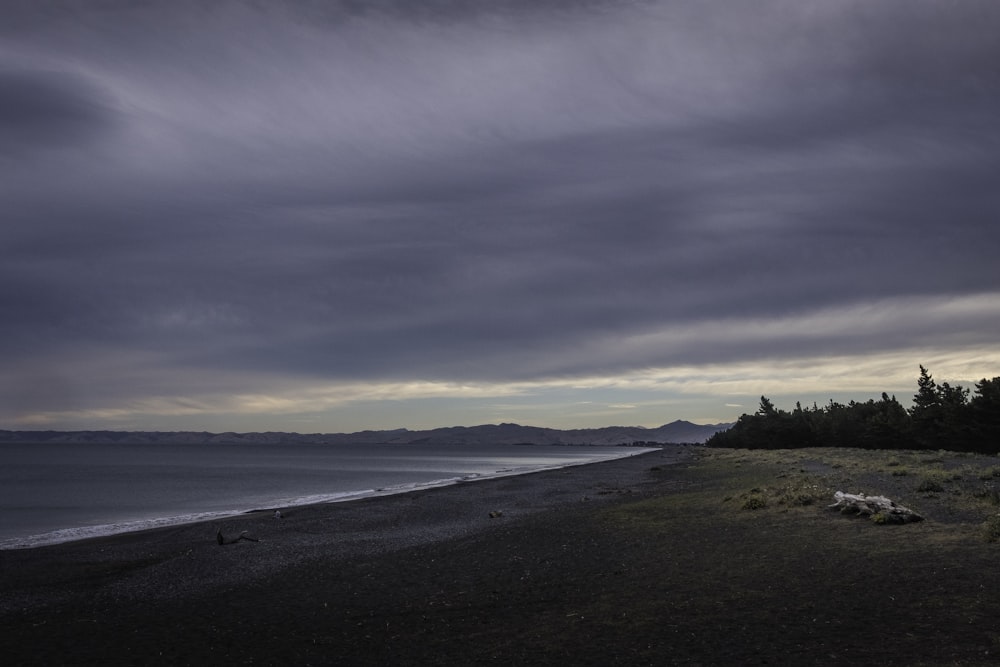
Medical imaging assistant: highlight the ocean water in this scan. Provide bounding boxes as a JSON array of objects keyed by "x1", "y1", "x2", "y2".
[{"x1": 0, "y1": 441, "x2": 654, "y2": 549}]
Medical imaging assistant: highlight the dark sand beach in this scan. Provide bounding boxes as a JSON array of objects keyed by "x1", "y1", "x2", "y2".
[{"x1": 3, "y1": 446, "x2": 999, "y2": 666}]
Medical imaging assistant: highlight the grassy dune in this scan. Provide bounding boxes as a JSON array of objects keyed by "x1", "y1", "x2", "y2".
[{"x1": 588, "y1": 447, "x2": 1000, "y2": 665}]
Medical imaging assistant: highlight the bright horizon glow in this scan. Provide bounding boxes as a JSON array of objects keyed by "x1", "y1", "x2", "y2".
[{"x1": 11, "y1": 348, "x2": 999, "y2": 433}]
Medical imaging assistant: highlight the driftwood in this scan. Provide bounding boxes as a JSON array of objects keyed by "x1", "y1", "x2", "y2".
[
  {"x1": 828, "y1": 491, "x2": 923, "y2": 524},
  {"x1": 216, "y1": 529, "x2": 259, "y2": 545}
]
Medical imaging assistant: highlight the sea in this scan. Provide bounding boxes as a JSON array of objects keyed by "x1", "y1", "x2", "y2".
[{"x1": 0, "y1": 441, "x2": 656, "y2": 549}]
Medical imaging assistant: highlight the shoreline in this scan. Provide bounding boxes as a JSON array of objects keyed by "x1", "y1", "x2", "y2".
[
  {"x1": 0, "y1": 444, "x2": 661, "y2": 551},
  {"x1": 1, "y1": 446, "x2": 692, "y2": 666},
  {"x1": 0, "y1": 447, "x2": 688, "y2": 606},
  {"x1": 5, "y1": 445, "x2": 999, "y2": 665}
]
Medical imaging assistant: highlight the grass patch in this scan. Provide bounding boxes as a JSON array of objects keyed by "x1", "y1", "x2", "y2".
[
  {"x1": 777, "y1": 490, "x2": 818, "y2": 507},
  {"x1": 979, "y1": 466, "x2": 1000, "y2": 480},
  {"x1": 916, "y1": 475, "x2": 947, "y2": 493},
  {"x1": 592, "y1": 445, "x2": 1000, "y2": 666},
  {"x1": 741, "y1": 495, "x2": 767, "y2": 511},
  {"x1": 982, "y1": 514, "x2": 1000, "y2": 543},
  {"x1": 973, "y1": 486, "x2": 1000, "y2": 506},
  {"x1": 611, "y1": 446, "x2": 1000, "y2": 535}
]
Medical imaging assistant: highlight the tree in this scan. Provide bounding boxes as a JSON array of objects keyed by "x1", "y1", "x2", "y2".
[
  {"x1": 705, "y1": 368, "x2": 998, "y2": 454},
  {"x1": 969, "y1": 377, "x2": 1000, "y2": 453},
  {"x1": 910, "y1": 365, "x2": 938, "y2": 414},
  {"x1": 757, "y1": 396, "x2": 777, "y2": 417},
  {"x1": 909, "y1": 365, "x2": 943, "y2": 448}
]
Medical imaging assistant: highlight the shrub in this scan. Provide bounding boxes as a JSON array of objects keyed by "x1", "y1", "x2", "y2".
[
  {"x1": 981, "y1": 514, "x2": 1000, "y2": 543},
  {"x1": 784, "y1": 493, "x2": 816, "y2": 507},
  {"x1": 776, "y1": 485, "x2": 821, "y2": 506},
  {"x1": 973, "y1": 486, "x2": 1000, "y2": 505},
  {"x1": 916, "y1": 477, "x2": 946, "y2": 493}
]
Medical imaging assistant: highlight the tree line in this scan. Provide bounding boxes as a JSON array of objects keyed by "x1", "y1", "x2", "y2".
[{"x1": 706, "y1": 366, "x2": 1000, "y2": 453}]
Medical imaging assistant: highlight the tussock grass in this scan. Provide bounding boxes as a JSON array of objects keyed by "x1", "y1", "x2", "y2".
[
  {"x1": 979, "y1": 466, "x2": 1000, "y2": 480},
  {"x1": 916, "y1": 475, "x2": 947, "y2": 493},
  {"x1": 973, "y1": 486, "x2": 1000, "y2": 506},
  {"x1": 609, "y1": 446, "x2": 1000, "y2": 542},
  {"x1": 982, "y1": 514, "x2": 1000, "y2": 543}
]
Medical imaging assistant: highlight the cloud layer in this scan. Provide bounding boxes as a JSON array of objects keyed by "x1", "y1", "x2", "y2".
[{"x1": 3, "y1": 1, "x2": 999, "y2": 430}]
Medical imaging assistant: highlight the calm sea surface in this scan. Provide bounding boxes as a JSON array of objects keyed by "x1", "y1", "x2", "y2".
[{"x1": 0, "y1": 441, "x2": 653, "y2": 549}]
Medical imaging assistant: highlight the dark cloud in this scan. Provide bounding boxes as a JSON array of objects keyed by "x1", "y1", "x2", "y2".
[
  {"x1": 0, "y1": 69, "x2": 116, "y2": 153},
  {"x1": 2, "y1": 1, "x2": 999, "y2": 429}
]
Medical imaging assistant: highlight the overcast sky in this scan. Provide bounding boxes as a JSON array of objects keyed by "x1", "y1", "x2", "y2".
[{"x1": 2, "y1": 0, "x2": 999, "y2": 433}]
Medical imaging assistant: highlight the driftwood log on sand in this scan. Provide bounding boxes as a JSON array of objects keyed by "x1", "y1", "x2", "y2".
[
  {"x1": 216, "y1": 529, "x2": 260, "y2": 545},
  {"x1": 829, "y1": 491, "x2": 924, "y2": 524}
]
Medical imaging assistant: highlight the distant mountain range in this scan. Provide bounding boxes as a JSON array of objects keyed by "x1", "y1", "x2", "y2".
[{"x1": 0, "y1": 420, "x2": 731, "y2": 446}]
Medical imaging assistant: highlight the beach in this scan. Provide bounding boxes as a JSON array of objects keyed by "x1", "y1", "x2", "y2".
[
  {"x1": 0, "y1": 441, "x2": 648, "y2": 548},
  {"x1": 3, "y1": 446, "x2": 999, "y2": 665}
]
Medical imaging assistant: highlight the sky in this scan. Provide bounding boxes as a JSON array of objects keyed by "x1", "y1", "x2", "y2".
[{"x1": 2, "y1": 0, "x2": 999, "y2": 433}]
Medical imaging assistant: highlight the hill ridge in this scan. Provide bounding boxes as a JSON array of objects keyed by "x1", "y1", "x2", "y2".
[{"x1": 0, "y1": 420, "x2": 731, "y2": 446}]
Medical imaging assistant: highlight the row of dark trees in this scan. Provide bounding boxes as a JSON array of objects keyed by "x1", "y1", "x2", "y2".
[{"x1": 706, "y1": 366, "x2": 1000, "y2": 453}]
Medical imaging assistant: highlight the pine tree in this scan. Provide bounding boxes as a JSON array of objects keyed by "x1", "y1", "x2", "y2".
[
  {"x1": 970, "y1": 377, "x2": 1000, "y2": 453},
  {"x1": 909, "y1": 365, "x2": 942, "y2": 448}
]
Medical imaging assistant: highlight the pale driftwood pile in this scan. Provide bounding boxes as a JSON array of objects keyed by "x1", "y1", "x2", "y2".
[{"x1": 828, "y1": 491, "x2": 924, "y2": 524}]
